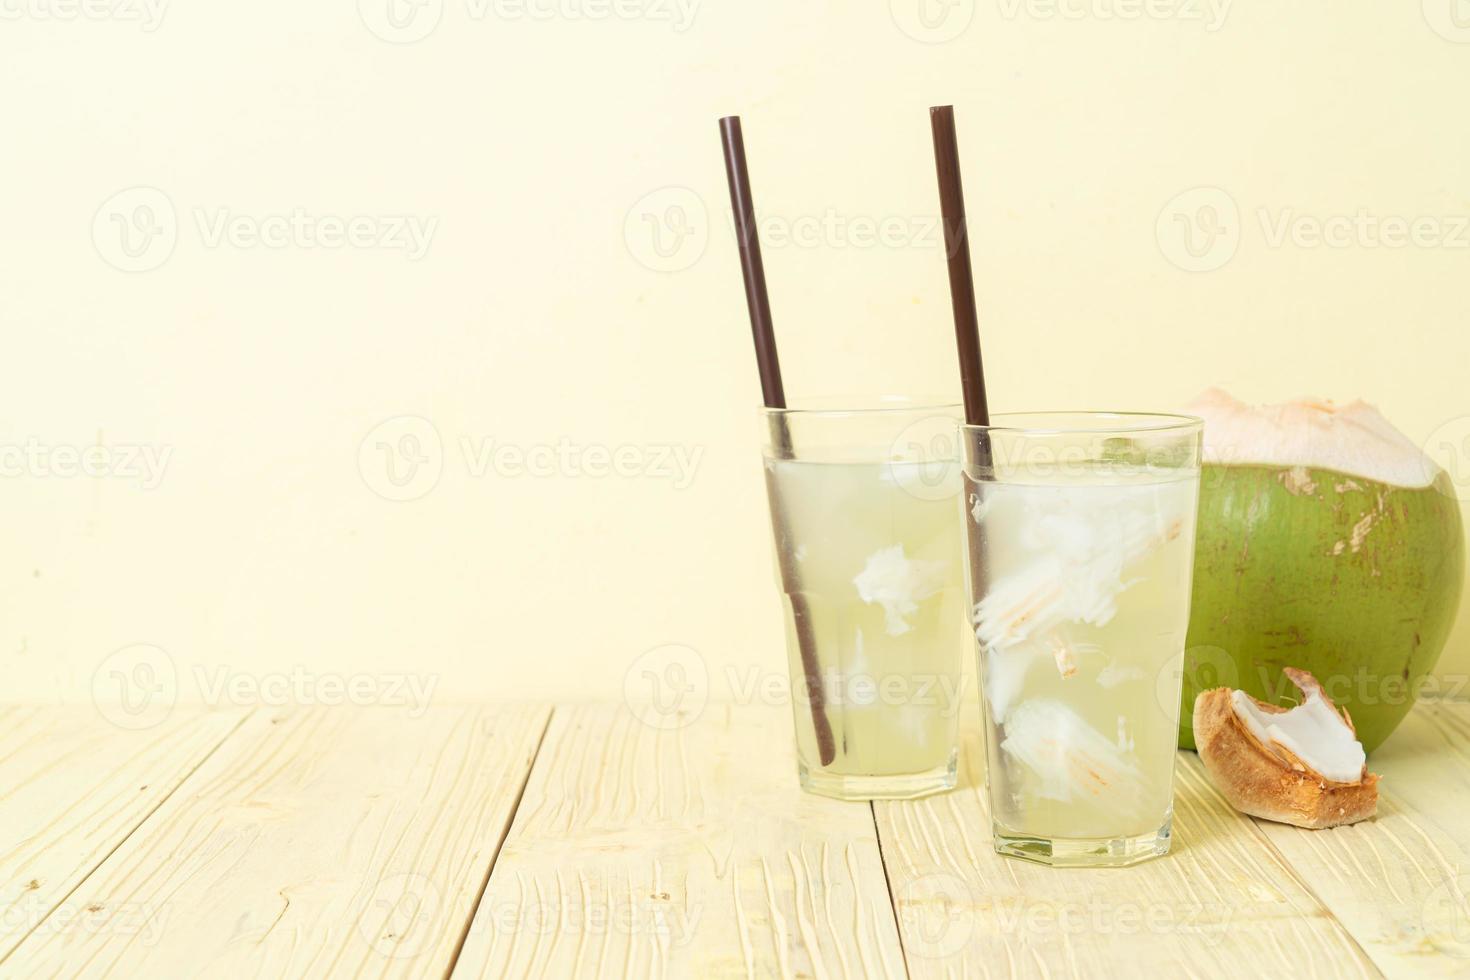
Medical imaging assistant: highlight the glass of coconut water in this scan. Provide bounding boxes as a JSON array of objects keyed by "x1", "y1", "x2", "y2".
[
  {"x1": 762, "y1": 398, "x2": 968, "y2": 800},
  {"x1": 961, "y1": 412, "x2": 1202, "y2": 866}
]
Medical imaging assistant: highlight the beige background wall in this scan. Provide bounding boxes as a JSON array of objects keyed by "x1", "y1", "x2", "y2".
[{"x1": 2, "y1": 1, "x2": 1468, "y2": 710}]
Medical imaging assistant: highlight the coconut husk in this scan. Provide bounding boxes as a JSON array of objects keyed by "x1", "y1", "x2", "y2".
[{"x1": 1193, "y1": 668, "x2": 1379, "y2": 829}]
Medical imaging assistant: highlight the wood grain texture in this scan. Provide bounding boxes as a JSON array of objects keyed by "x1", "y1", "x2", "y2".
[
  {"x1": 3, "y1": 705, "x2": 550, "y2": 979},
  {"x1": 1243, "y1": 699, "x2": 1470, "y2": 977},
  {"x1": 876, "y1": 726, "x2": 1382, "y2": 979},
  {"x1": 0, "y1": 706, "x2": 246, "y2": 960},
  {"x1": 452, "y1": 703, "x2": 907, "y2": 979}
]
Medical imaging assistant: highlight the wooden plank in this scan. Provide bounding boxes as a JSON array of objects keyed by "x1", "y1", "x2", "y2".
[
  {"x1": 452, "y1": 703, "x2": 908, "y2": 978},
  {"x1": 876, "y1": 725, "x2": 1381, "y2": 978},
  {"x1": 3, "y1": 705, "x2": 550, "y2": 979},
  {"x1": 0, "y1": 706, "x2": 246, "y2": 960},
  {"x1": 1238, "y1": 699, "x2": 1470, "y2": 977}
]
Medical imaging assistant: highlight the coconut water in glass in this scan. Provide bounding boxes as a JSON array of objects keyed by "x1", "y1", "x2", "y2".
[
  {"x1": 961, "y1": 413, "x2": 1202, "y2": 866},
  {"x1": 762, "y1": 400, "x2": 967, "y2": 800}
]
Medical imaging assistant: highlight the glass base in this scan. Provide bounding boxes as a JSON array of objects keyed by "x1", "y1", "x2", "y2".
[
  {"x1": 992, "y1": 818, "x2": 1172, "y2": 868},
  {"x1": 798, "y1": 750, "x2": 958, "y2": 801}
]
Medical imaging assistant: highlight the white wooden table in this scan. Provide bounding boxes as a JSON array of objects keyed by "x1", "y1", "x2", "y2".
[{"x1": 2, "y1": 699, "x2": 1468, "y2": 977}]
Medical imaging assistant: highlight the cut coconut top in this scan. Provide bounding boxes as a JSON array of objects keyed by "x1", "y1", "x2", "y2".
[
  {"x1": 1186, "y1": 388, "x2": 1438, "y2": 488},
  {"x1": 1230, "y1": 685, "x2": 1366, "y2": 783}
]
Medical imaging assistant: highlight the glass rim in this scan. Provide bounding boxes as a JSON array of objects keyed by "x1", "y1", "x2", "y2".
[
  {"x1": 959, "y1": 411, "x2": 1203, "y2": 436},
  {"x1": 760, "y1": 396, "x2": 962, "y2": 420}
]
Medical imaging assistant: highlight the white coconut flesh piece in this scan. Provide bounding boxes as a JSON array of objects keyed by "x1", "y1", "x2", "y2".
[
  {"x1": 1229, "y1": 687, "x2": 1366, "y2": 783},
  {"x1": 853, "y1": 544, "x2": 949, "y2": 637},
  {"x1": 1194, "y1": 668, "x2": 1380, "y2": 829},
  {"x1": 1186, "y1": 387, "x2": 1439, "y2": 488},
  {"x1": 974, "y1": 493, "x2": 1184, "y2": 696},
  {"x1": 999, "y1": 699, "x2": 1143, "y2": 810}
]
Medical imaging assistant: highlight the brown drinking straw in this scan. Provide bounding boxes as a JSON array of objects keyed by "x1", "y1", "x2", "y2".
[
  {"x1": 930, "y1": 105, "x2": 1009, "y2": 799},
  {"x1": 719, "y1": 115, "x2": 837, "y2": 766},
  {"x1": 929, "y1": 105, "x2": 990, "y2": 428}
]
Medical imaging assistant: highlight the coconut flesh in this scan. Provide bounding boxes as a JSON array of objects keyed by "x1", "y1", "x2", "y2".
[
  {"x1": 1195, "y1": 668, "x2": 1379, "y2": 829},
  {"x1": 1180, "y1": 389, "x2": 1464, "y2": 753}
]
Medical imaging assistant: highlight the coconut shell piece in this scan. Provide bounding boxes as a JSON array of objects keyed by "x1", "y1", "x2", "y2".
[{"x1": 1193, "y1": 668, "x2": 1380, "y2": 829}]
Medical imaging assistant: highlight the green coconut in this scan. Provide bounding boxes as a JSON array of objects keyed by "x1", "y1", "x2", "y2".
[{"x1": 1179, "y1": 389, "x2": 1464, "y2": 753}]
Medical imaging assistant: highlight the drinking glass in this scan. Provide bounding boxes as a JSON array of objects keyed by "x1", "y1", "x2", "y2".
[
  {"x1": 762, "y1": 398, "x2": 968, "y2": 800},
  {"x1": 960, "y1": 412, "x2": 1202, "y2": 866}
]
